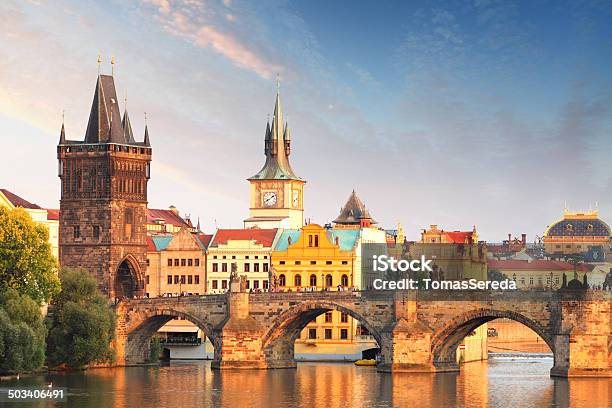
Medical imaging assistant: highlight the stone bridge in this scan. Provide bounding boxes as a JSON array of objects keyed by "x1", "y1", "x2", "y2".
[{"x1": 114, "y1": 289, "x2": 612, "y2": 377}]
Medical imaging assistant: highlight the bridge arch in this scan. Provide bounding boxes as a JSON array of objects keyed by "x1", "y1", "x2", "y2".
[
  {"x1": 261, "y1": 300, "x2": 382, "y2": 367},
  {"x1": 125, "y1": 308, "x2": 217, "y2": 364},
  {"x1": 431, "y1": 308, "x2": 554, "y2": 369}
]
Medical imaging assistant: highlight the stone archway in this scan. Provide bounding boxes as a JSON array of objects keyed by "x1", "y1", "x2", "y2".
[
  {"x1": 125, "y1": 309, "x2": 217, "y2": 364},
  {"x1": 114, "y1": 256, "x2": 141, "y2": 299},
  {"x1": 431, "y1": 309, "x2": 554, "y2": 370},
  {"x1": 260, "y1": 300, "x2": 382, "y2": 368}
]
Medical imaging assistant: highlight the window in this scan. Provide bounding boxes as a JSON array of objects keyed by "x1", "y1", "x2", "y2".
[
  {"x1": 180, "y1": 275, "x2": 186, "y2": 284},
  {"x1": 195, "y1": 259, "x2": 200, "y2": 267},
  {"x1": 314, "y1": 235, "x2": 319, "y2": 247},
  {"x1": 246, "y1": 280, "x2": 250, "y2": 289},
  {"x1": 195, "y1": 275, "x2": 199, "y2": 284},
  {"x1": 263, "y1": 280, "x2": 269, "y2": 289},
  {"x1": 341, "y1": 312, "x2": 348, "y2": 323},
  {"x1": 167, "y1": 275, "x2": 172, "y2": 284},
  {"x1": 221, "y1": 280, "x2": 227, "y2": 289},
  {"x1": 255, "y1": 256, "x2": 259, "y2": 259},
  {"x1": 188, "y1": 275, "x2": 193, "y2": 284},
  {"x1": 212, "y1": 280, "x2": 218, "y2": 289},
  {"x1": 279, "y1": 261, "x2": 285, "y2": 265},
  {"x1": 263, "y1": 263, "x2": 269, "y2": 272},
  {"x1": 310, "y1": 261, "x2": 316, "y2": 265},
  {"x1": 325, "y1": 274, "x2": 333, "y2": 287},
  {"x1": 529, "y1": 277, "x2": 534, "y2": 285},
  {"x1": 253, "y1": 280, "x2": 259, "y2": 289},
  {"x1": 181, "y1": 259, "x2": 186, "y2": 266},
  {"x1": 340, "y1": 329, "x2": 348, "y2": 340},
  {"x1": 309, "y1": 329, "x2": 317, "y2": 339},
  {"x1": 341, "y1": 261, "x2": 348, "y2": 265},
  {"x1": 254, "y1": 263, "x2": 260, "y2": 272},
  {"x1": 245, "y1": 256, "x2": 249, "y2": 259},
  {"x1": 167, "y1": 259, "x2": 173, "y2": 267},
  {"x1": 146, "y1": 259, "x2": 150, "y2": 266},
  {"x1": 295, "y1": 261, "x2": 301, "y2": 265},
  {"x1": 188, "y1": 259, "x2": 193, "y2": 267},
  {"x1": 326, "y1": 261, "x2": 332, "y2": 265},
  {"x1": 93, "y1": 225, "x2": 100, "y2": 239},
  {"x1": 174, "y1": 259, "x2": 179, "y2": 266},
  {"x1": 279, "y1": 274, "x2": 286, "y2": 287},
  {"x1": 232, "y1": 255, "x2": 236, "y2": 259},
  {"x1": 294, "y1": 274, "x2": 302, "y2": 286},
  {"x1": 212, "y1": 263, "x2": 218, "y2": 272},
  {"x1": 222, "y1": 263, "x2": 227, "y2": 272},
  {"x1": 146, "y1": 275, "x2": 150, "y2": 284},
  {"x1": 325, "y1": 312, "x2": 332, "y2": 323},
  {"x1": 310, "y1": 274, "x2": 317, "y2": 287},
  {"x1": 124, "y1": 208, "x2": 134, "y2": 239},
  {"x1": 341, "y1": 274, "x2": 349, "y2": 287},
  {"x1": 308, "y1": 235, "x2": 313, "y2": 247},
  {"x1": 174, "y1": 275, "x2": 179, "y2": 284},
  {"x1": 73, "y1": 225, "x2": 80, "y2": 239},
  {"x1": 325, "y1": 329, "x2": 332, "y2": 339},
  {"x1": 244, "y1": 263, "x2": 250, "y2": 272}
]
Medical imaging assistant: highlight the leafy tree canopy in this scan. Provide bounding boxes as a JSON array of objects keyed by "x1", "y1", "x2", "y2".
[{"x1": 0, "y1": 207, "x2": 60, "y2": 303}]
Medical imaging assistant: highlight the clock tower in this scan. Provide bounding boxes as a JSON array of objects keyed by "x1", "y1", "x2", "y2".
[{"x1": 244, "y1": 88, "x2": 305, "y2": 229}]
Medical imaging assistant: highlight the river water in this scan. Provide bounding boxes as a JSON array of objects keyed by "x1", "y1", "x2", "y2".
[{"x1": 2, "y1": 356, "x2": 611, "y2": 407}]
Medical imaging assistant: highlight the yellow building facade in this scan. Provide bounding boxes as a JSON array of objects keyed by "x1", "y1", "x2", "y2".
[{"x1": 272, "y1": 224, "x2": 375, "y2": 359}]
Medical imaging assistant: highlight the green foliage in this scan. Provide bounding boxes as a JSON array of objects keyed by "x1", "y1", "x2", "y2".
[
  {"x1": 47, "y1": 268, "x2": 116, "y2": 368},
  {"x1": 488, "y1": 269, "x2": 508, "y2": 282},
  {"x1": 148, "y1": 337, "x2": 162, "y2": 363},
  {"x1": 0, "y1": 207, "x2": 60, "y2": 303},
  {"x1": 0, "y1": 289, "x2": 46, "y2": 373}
]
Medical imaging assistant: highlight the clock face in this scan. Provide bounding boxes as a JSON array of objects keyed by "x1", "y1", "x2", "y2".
[
  {"x1": 263, "y1": 191, "x2": 277, "y2": 207},
  {"x1": 292, "y1": 190, "x2": 299, "y2": 207}
]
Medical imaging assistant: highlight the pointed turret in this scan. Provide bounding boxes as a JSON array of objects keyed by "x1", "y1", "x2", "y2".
[
  {"x1": 333, "y1": 190, "x2": 377, "y2": 227},
  {"x1": 121, "y1": 108, "x2": 136, "y2": 143},
  {"x1": 143, "y1": 124, "x2": 150, "y2": 147},
  {"x1": 84, "y1": 74, "x2": 125, "y2": 144},
  {"x1": 59, "y1": 122, "x2": 66, "y2": 144},
  {"x1": 249, "y1": 88, "x2": 301, "y2": 181}
]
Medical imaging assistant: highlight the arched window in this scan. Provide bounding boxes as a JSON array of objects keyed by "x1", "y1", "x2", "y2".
[
  {"x1": 341, "y1": 274, "x2": 349, "y2": 287},
  {"x1": 294, "y1": 274, "x2": 302, "y2": 287},
  {"x1": 310, "y1": 274, "x2": 317, "y2": 287},
  {"x1": 325, "y1": 274, "x2": 333, "y2": 288},
  {"x1": 279, "y1": 274, "x2": 286, "y2": 287}
]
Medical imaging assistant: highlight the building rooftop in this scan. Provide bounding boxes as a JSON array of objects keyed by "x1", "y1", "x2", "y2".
[
  {"x1": 333, "y1": 190, "x2": 376, "y2": 225},
  {"x1": 210, "y1": 228, "x2": 278, "y2": 248},
  {"x1": 488, "y1": 259, "x2": 594, "y2": 272},
  {"x1": 0, "y1": 188, "x2": 42, "y2": 209}
]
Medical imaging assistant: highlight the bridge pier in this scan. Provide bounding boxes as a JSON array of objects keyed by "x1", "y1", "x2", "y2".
[
  {"x1": 212, "y1": 291, "x2": 269, "y2": 369},
  {"x1": 550, "y1": 298, "x2": 612, "y2": 378}
]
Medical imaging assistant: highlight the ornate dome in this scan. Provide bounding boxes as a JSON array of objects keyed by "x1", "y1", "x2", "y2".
[{"x1": 545, "y1": 217, "x2": 610, "y2": 237}]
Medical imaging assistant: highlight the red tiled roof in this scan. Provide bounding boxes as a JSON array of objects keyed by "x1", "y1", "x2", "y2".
[
  {"x1": 146, "y1": 236, "x2": 157, "y2": 252},
  {"x1": 46, "y1": 209, "x2": 60, "y2": 220},
  {"x1": 1, "y1": 189, "x2": 41, "y2": 209},
  {"x1": 196, "y1": 233, "x2": 213, "y2": 249},
  {"x1": 146, "y1": 208, "x2": 191, "y2": 229},
  {"x1": 444, "y1": 231, "x2": 474, "y2": 244},
  {"x1": 488, "y1": 259, "x2": 594, "y2": 272},
  {"x1": 211, "y1": 229, "x2": 278, "y2": 248}
]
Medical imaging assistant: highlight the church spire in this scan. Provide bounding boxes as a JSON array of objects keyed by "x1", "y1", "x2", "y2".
[
  {"x1": 248, "y1": 82, "x2": 301, "y2": 181},
  {"x1": 121, "y1": 107, "x2": 135, "y2": 143}
]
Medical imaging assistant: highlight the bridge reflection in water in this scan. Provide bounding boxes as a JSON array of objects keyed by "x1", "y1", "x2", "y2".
[
  {"x1": 115, "y1": 289, "x2": 612, "y2": 377},
  {"x1": 7, "y1": 360, "x2": 611, "y2": 407}
]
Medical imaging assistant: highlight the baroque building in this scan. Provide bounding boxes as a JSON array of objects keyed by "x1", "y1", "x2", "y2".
[
  {"x1": 543, "y1": 209, "x2": 611, "y2": 262},
  {"x1": 244, "y1": 88, "x2": 305, "y2": 229},
  {"x1": 57, "y1": 72, "x2": 151, "y2": 299}
]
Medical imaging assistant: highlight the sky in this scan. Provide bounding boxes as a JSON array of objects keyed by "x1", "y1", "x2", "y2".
[{"x1": 1, "y1": 0, "x2": 611, "y2": 242}]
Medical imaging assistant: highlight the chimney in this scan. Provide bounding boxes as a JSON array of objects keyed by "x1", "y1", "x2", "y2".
[
  {"x1": 508, "y1": 233, "x2": 511, "y2": 243},
  {"x1": 169, "y1": 205, "x2": 178, "y2": 215},
  {"x1": 521, "y1": 234, "x2": 526, "y2": 244}
]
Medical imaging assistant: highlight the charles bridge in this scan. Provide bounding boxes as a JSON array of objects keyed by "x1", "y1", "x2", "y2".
[{"x1": 114, "y1": 287, "x2": 612, "y2": 378}]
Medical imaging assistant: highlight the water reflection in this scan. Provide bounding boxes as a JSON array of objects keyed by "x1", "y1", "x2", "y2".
[{"x1": 2, "y1": 357, "x2": 610, "y2": 407}]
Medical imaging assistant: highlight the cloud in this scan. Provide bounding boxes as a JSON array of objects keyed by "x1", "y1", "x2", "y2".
[
  {"x1": 345, "y1": 62, "x2": 380, "y2": 87},
  {"x1": 140, "y1": 1, "x2": 283, "y2": 79}
]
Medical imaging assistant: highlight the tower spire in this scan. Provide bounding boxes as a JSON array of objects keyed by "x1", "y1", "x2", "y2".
[
  {"x1": 59, "y1": 109, "x2": 66, "y2": 144},
  {"x1": 143, "y1": 112, "x2": 150, "y2": 147},
  {"x1": 111, "y1": 55, "x2": 115, "y2": 76}
]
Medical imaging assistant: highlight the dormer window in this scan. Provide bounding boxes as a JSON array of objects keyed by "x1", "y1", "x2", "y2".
[
  {"x1": 587, "y1": 224, "x2": 594, "y2": 232},
  {"x1": 566, "y1": 224, "x2": 573, "y2": 232}
]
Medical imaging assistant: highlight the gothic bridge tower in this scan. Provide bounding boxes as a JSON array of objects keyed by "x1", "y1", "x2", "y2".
[{"x1": 58, "y1": 70, "x2": 152, "y2": 299}]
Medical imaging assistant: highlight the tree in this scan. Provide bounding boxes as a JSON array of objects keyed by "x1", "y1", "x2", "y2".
[
  {"x1": 0, "y1": 289, "x2": 47, "y2": 373},
  {"x1": 488, "y1": 269, "x2": 508, "y2": 282},
  {"x1": 47, "y1": 268, "x2": 116, "y2": 368},
  {"x1": 0, "y1": 207, "x2": 60, "y2": 303}
]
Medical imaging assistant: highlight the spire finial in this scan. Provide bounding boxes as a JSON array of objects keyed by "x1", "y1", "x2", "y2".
[
  {"x1": 97, "y1": 54, "x2": 102, "y2": 75},
  {"x1": 62, "y1": 109, "x2": 65, "y2": 125},
  {"x1": 276, "y1": 73, "x2": 280, "y2": 95},
  {"x1": 111, "y1": 55, "x2": 115, "y2": 76},
  {"x1": 124, "y1": 91, "x2": 128, "y2": 110},
  {"x1": 144, "y1": 111, "x2": 148, "y2": 126}
]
